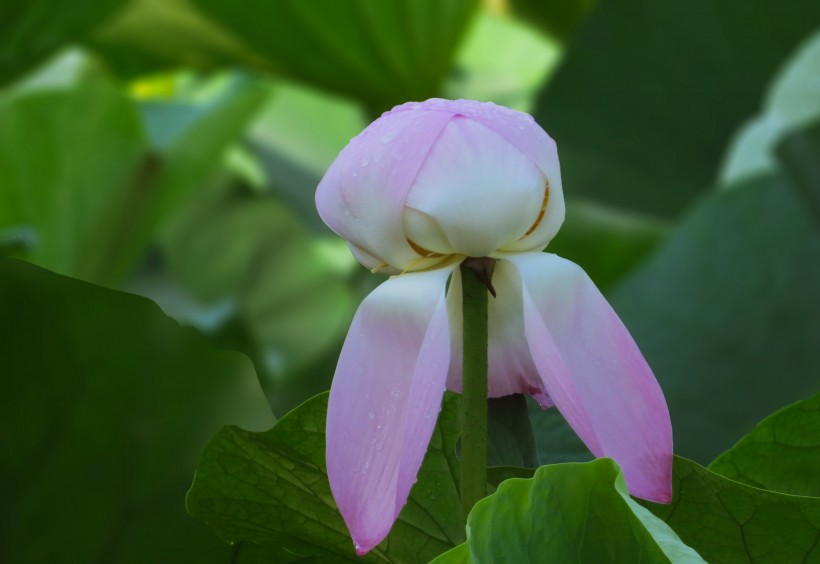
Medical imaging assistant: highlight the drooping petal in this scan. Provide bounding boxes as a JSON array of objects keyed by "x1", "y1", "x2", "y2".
[
  {"x1": 316, "y1": 108, "x2": 454, "y2": 271},
  {"x1": 326, "y1": 267, "x2": 453, "y2": 554},
  {"x1": 505, "y1": 252, "x2": 673, "y2": 502},
  {"x1": 446, "y1": 263, "x2": 553, "y2": 408},
  {"x1": 404, "y1": 116, "x2": 545, "y2": 257}
]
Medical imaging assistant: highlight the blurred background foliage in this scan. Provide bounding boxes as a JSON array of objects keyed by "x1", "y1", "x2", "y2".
[{"x1": 1, "y1": 0, "x2": 819, "y2": 562}]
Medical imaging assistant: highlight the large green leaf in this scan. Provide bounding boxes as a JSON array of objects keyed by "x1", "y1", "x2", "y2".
[
  {"x1": 0, "y1": 0, "x2": 126, "y2": 86},
  {"x1": 611, "y1": 170, "x2": 820, "y2": 462},
  {"x1": 161, "y1": 191, "x2": 355, "y2": 379},
  {"x1": 114, "y1": 74, "x2": 267, "y2": 283},
  {"x1": 194, "y1": 0, "x2": 479, "y2": 112},
  {"x1": 443, "y1": 8, "x2": 560, "y2": 112},
  {"x1": 0, "y1": 82, "x2": 145, "y2": 280},
  {"x1": 90, "y1": 0, "x2": 479, "y2": 112},
  {"x1": 646, "y1": 457, "x2": 820, "y2": 564},
  {"x1": 88, "y1": 0, "x2": 259, "y2": 78},
  {"x1": 0, "y1": 259, "x2": 274, "y2": 563},
  {"x1": 720, "y1": 30, "x2": 820, "y2": 186},
  {"x1": 486, "y1": 394, "x2": 538, "y2": 468},
  {"x1": 432, "y1": 459, "x2": 704, "y2": 563},
  {"x1": 778, "y1": 119, "x2": 820, "y2": 227},
  {"x1": 507, "y1": 0, "x2": 596, "y2": 41},
  {"x1": 187, "y1": 391, "x2": 532, "y2": 563},
  {"x1": 0, "y1": 76, "x2": 264, "y2": 286},
  {"x1": 139, "y1": 74, "x2": 267, "y2": 228},
  {"x1": 534, "y1": 0, "x2": 820, "y2": 216},
  {"x1": 527, "y1": 397, "x2": 593, "y2": 465},
  {"x1": 249, "y1": 80, "x2": 366, "y2": 177},
  {"x1": 709, "y1": 394, "x2": 820, "y2": 498}
]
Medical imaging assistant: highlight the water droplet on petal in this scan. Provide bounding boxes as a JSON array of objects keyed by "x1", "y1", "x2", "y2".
[{"x1": 368, "y1": 411, "x2": 375, "y2": 420}]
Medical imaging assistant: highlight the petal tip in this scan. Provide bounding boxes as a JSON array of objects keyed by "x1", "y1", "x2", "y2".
[
  {"x1": 354, "y1": 543, "x2": 369, "y2": 557},
  {"x1": 642, "y1": 486, "x2": 673, "y2": 505},
  {"x1": 352, "y1": 534, "x2": 382, "y2": 557},
  {"x1": 631, "y1": 470, "x2": 673, "y2": 504},
  {"x1": 657, "y1": 490, "x2": 673, "y2": 504}
]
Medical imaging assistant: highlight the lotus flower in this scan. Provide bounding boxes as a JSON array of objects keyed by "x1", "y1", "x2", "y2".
[{"x1": 316, "y1": 99, "x2": 672, "y2": 555}]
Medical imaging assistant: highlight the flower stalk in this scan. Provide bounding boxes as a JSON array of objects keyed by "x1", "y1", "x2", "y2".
[{"x1": 460, "y1": 258, "x2": 492, "y2": 520}]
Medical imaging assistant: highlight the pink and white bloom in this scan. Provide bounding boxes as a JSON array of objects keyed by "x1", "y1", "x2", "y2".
[{"x1": 316, "y1": 99, "x2": 672, "y2": 555}]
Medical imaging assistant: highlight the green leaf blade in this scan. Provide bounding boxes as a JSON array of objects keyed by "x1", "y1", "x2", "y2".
[
  {"x1": 188, "y1": 391, "x2": 539, "y2": 562},
  {"x1": 0, "y1": 0, "x2": 127, "y2": 85},
  {"x1": 646, "y1": 457, "x2": 820, "y2": 564},
  {"x1": 534, "y1": 0, "x2": 820, "y2": 216},
  {"x1": 91, "y1": 0, "x2": 479, "y2": 111},
  {"x1": 0, "y1": 258, "x2": 273, "y2": 564},
  {"x1": 434, "y1": 459, "x2": 704, "y2": 563},
  {"x1": 709, "y1": 394, "x2": 820, "y2": 498}
]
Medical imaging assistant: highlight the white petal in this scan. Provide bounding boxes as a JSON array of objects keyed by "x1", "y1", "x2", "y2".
[
  {"x1": 405, "y1": 117, "x2": 545, "y2": 257},
  {"x1": 404, "y1": 99, "x2": 566, "y2": 252}
]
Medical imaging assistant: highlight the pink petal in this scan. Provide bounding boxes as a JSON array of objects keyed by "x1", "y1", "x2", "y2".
[
  {"x1": 316, "y1": 108, "x2": 454, "y2": 271},
  {"x1": 446, "y1": 264, "x2": 553, "y2": 408},
  {"x1": 506, "y1": 252, "x2": 673, "y2": 502},
  {"x1": 326, "y1": 267, "x2": 453, "y2": 554}
]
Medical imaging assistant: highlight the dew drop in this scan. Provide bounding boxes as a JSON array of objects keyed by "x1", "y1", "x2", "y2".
[
  {"x1": 368, "y1": 411, "x2": 375, "y2": 420},
  {"x1": 380, "y1": 130, "x2": 398, "y2": 145}
]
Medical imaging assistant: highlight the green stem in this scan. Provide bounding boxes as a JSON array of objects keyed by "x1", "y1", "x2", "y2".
[{"x1": 460, "y1": 261, "x2": 489, "y2": 521}]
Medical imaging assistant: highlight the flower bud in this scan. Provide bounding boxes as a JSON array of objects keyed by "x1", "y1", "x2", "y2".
[{"x1": 316, "y1": 99, "x2": 565, "y2": 273}]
